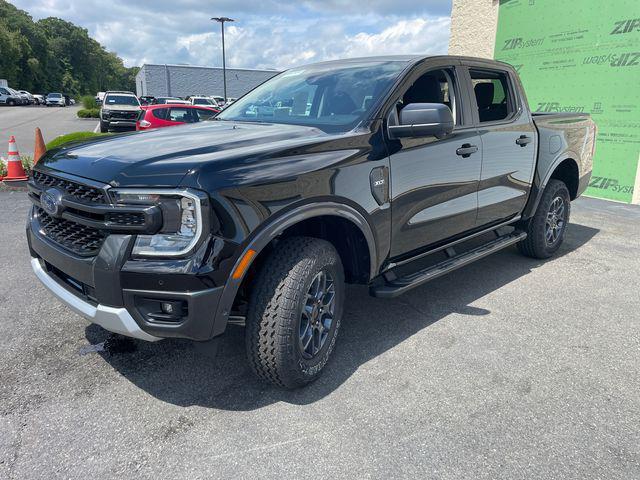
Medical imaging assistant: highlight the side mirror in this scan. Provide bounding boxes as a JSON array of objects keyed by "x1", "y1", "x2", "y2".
[{"x1": 388, "y1": 103, "x2": 454, "y2": 139}]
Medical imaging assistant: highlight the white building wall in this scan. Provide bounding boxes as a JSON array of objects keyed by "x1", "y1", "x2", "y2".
[
  {"x1": 136, "y1": 64, "x2": 279, "y2": 99},
  {"x1": 448, "y1": 0, "x2": 499, "y2": 59}
]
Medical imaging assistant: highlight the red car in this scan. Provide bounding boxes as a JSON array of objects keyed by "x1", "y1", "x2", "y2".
[{"x1": 136, "y1": 104, "x2": 220, "y2": 130}]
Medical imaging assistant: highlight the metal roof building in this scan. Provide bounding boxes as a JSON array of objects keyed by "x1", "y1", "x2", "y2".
[{"x1": 135, "y1": 64, "x2": 280, "y2": 99}]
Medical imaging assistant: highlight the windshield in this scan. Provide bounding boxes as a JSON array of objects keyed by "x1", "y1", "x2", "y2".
[
  {"x1": 217, "y1": 60, "x2": 406, "y2": 132},
  {"x1": 105, "y1": 95, "x2": 140, "y2": 106},
  {"x1": 48, "y1": 93, "x2": 62, "y2": 98}
]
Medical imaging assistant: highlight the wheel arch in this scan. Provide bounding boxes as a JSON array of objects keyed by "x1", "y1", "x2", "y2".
[
  {"x1": 522, "y1": 154, "x2": 580, "y2": 219},
  {"x1": 210, "y1": 202, "x2": 378, "y2": 337}
]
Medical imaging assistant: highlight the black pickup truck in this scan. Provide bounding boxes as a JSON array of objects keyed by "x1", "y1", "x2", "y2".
[{"x1": 27, "y1": 56, "x2": 595, "y2": 388}]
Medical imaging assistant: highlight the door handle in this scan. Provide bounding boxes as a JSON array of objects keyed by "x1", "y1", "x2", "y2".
[
  {"x1": 516, "y1": 135, "x2": 532, "y2": 147},
  {"x1": 456, "y1": 144, "x2": 478, "y2": 158}
]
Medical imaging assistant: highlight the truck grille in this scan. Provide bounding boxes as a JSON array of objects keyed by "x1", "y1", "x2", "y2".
[
  {"x1": 32, "y1": 171, "x2": 107, "y2": 204},
  {"x1": 105, "y1": 211, "x2": 145, "y2": 226},
  {"x1": 109, "y1": 110, "x2": 139, "y2": 120},
  {"x1": 36, "y1": 207, "x2": 106, "y2": 256}
]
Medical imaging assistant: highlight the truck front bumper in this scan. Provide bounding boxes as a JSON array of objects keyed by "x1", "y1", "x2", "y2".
[
  {"x1": 105, "y1": 120, "x2": 137, "y2": 128},
  {"x1": 31, "y1": 257, "x2": 160, "y2": 341},
  {"x1": 28, "y1": 217, "x2": 230, "y2": 342}
]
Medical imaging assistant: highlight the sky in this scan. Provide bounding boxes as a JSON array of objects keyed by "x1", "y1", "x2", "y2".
[{"x1": 11, "y1": 0, "x2": 453, "y2": 71}]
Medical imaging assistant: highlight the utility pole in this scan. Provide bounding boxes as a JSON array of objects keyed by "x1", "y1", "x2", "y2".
[{"x1": 211, "y1": 17, "x2": 235, "y2": 103}]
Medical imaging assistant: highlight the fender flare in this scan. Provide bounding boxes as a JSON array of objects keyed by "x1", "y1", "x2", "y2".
[
  {"x1": 209, "y1": 202, "x2": 378, "y2": 337},
  {"x1": 522, "y1": 153, "x2": 580, "y2": 219}
]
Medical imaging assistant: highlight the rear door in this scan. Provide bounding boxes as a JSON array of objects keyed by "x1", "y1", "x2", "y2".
[
  {"x1": 462, "y1": 64, "x2": 537, "y2": 225},
  {"x1": 387, "y1": 61, "x2": 483, "y2": 258}
]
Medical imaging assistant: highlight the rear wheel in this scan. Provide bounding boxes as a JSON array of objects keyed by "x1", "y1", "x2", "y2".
[
  {"x1": 245, "y1": 237, "x2": 344, "y2": 388},
  {"x1": 517, "y1": 179, "x2": 571, "y2": 259}
]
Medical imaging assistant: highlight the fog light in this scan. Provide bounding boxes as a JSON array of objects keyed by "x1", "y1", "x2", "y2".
[{"x1": 161, "y1": 302, "x2": 176, "y2": 314}]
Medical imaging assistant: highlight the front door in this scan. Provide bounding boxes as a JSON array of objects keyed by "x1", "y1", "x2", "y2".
[{"x1": 388, "y1": 66, "x2": 482, "y2": 258}]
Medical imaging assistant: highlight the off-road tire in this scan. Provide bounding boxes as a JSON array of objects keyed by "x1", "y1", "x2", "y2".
[
  {"x1": 517, "y1": 179, "x2": 571, "y2": 259},
  {"x1": 245, "y1": 237, "x2": 344, "y2": 388},
  {"x1": 99, "y1": 120, "x2": 109, "y2": 133}
]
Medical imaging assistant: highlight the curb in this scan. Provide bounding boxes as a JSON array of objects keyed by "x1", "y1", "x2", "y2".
[{"x1": 0, "y1": 180, "x2": 28, "y2": 191}]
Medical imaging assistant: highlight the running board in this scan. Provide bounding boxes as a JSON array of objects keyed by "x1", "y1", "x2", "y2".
[{"x1": 370, "y1": 231, "x2": 527, "y2": 298}]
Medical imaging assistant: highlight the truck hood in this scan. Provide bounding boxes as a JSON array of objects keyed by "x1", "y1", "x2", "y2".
[{"x1": 38, "y1": 121, "x2": 330, "y2": 187}]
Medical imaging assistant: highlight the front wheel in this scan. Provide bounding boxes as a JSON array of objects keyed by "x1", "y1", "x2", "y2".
[
  {"x1": 245, "y1": 237, "x2": 344, "y2": 388},
  {"x1": 517, "y1": 179, "x2": 571, "y2": 259},
  {"x1": 99, "y1": 121, "x2": 109, "y2": 133}
]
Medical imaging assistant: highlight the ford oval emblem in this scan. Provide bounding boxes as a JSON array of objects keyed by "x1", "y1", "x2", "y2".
[{"x1": 40, "y1": 188, "x2": 64, "y2": 217}]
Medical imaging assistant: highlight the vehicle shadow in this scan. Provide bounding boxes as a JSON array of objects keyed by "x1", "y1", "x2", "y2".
[{"x1": 86, "y1": 222, "x2": 599, "y2": 410}]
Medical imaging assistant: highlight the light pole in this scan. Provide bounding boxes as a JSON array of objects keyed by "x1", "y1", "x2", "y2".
[{"x1": 211, "y1": 16, "x2": 234, "y2": 103}]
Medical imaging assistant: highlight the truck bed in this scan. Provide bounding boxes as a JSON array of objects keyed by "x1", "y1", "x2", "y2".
[{"x1": 532, "y1": 112, "x2": 595, "y2": 197}]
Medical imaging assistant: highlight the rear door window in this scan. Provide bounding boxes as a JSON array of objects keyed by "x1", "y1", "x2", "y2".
[
  {"x1": 167, "y1": 108, "x2": 194, "y2": 123},
  {"x1": 469, "y1": 69, "x2": 515, "y2": 123},
  {"x1": 152, "y1": 108, "x2": 168, "y2": 120}
]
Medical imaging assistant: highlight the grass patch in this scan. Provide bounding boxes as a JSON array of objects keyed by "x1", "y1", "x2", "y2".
[{"x1": 46, "y1": 132, "x2": 109, "y2": 150}]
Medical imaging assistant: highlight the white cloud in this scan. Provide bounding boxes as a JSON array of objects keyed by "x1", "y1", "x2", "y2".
[{"x1": 11, "y1": 0, "x2": 452, "y2": 70}]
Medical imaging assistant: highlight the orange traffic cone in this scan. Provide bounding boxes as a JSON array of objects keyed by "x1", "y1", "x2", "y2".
[
  {"x1": 3, "y1": 136, "x2": 28, "y2": 182},
  {"x1": 34, "y1": 127, "x2": 46, "y2": 165}
]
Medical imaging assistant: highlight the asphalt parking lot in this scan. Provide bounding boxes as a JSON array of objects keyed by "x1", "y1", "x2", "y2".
[
  {"x1": 0, "y1": 106, "x2": 95, "y2": 157},
  {"x1": 1, "y1": 192, "x2": 639, "y2": 479}
]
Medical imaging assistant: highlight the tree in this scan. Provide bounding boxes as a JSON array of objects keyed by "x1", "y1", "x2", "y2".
[{"x1": 0, "y1": 0, "x2": 137, "y2": 95}]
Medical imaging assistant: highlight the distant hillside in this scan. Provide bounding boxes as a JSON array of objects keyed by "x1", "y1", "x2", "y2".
[{"x1": 0, "y1": 0, "x2": 138, "y2": 95}]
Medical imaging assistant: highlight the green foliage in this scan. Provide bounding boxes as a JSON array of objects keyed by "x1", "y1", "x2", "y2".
[
  {"x1": 76, "y1": 108, "x2": 100, "y2": 118},
  {"x1": 77, "y1": 108, "x2": 100, "y2": 118},
  {"x1": 45, "y1": 132, "x2": 108, "y2": 150},
  {"x1": 0, "y1": 1, "x2": 138, "y2": 96},
  {"x1": 81, "y1": 95, "x2": 98, "y2": 109}
]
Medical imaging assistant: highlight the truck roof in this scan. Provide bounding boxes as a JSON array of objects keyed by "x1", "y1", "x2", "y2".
[{"x1": 303, "y1": 55, "x2": 514, "y2": 69}]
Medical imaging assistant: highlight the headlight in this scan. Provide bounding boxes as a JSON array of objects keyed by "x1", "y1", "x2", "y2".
[{"x1": 110, "y1": 189, "x2": 205, "y2": 257}]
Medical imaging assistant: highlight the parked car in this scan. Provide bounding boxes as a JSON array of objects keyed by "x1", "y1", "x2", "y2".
[
  {"x1": 188, "y1": 96, "x2": 218, "y2": 107},
  {"x1": 32, "y1": 94, "x2": 45, "y2": 105},
  {"x1": 27, "y1": 55, "x2": 595, "y2": 388},
  {"x1": 95, "y1": 91, "x2": 106, "y2": 105},
  {"x1": 8, "y1": 88, "x2": 28, "y2": 105},
  {"x1": 153, "y1": 97, "x2": 183, "y2": 105},
  {"x1": 139, "y1": 96, "x2": 155, "y2": 105},
  {"x1": 0, "y1": 86, "x2": 21, "y2": 106},
  {"x1": 136, "y1": 104, "x2": 219, "y2": 130},
  {"x1": 99, "y1": 91, "x2": 141, "y2": 132},
  {"x1": 45, "y1": 92, "x2": 66, "y2": 107},
  {"x1": 18, "y1": 90, "x2": 35, "y2": 104},
  {"x1": 210, "y1": 95, "x2": 225, "y2": 106}
]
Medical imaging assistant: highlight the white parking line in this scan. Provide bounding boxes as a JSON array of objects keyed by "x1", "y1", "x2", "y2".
[{"x1": 93, "y1": 122, "x2": 100, "y2": 133}]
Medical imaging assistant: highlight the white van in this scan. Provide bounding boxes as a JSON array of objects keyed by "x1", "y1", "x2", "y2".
[{"x1": 0, "y1": 86, "x2": 21, "y2": 106}]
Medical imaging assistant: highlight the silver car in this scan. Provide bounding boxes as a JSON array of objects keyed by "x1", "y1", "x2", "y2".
[
  {"x1": 45, "y1": 93, "x2": 66, "y2": 107},
  {"x1": 18, "y1": 90, "x2": 35, "y2": 104}
]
